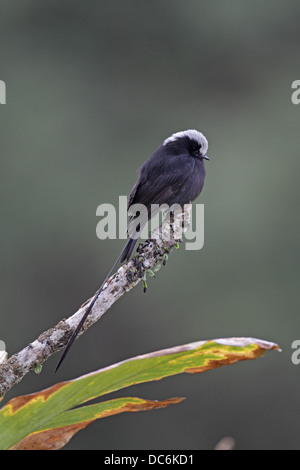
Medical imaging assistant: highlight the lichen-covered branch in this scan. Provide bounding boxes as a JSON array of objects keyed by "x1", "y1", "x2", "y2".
[{"x1": 0, "y1": 205, "x2": 192, "y2": 397}]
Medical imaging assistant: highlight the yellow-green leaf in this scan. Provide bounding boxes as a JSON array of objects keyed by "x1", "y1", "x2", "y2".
[
  {"x1": 0, "y1": 337, "x2": 279, "y2": 450},
  {"x1": 10, "y1": 397, "x2": 184, "y2": 450}
]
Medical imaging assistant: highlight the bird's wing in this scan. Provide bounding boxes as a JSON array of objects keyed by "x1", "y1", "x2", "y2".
[
  {"x1": 127, "y1": 180, "x2": 140, "y2": 210},
  {"x1": 126, "y1": 153, "x2": 195, "y2": 240},
  {"x1": 128, "y1": 153, "x2": 195, "y2": 211}
]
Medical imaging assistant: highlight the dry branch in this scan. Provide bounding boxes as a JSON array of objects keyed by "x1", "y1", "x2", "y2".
[{"x1": 0, "y1": 205, "x2": 192, "y2": 396}]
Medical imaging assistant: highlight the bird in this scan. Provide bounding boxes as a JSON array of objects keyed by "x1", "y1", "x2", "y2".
[{"x1": 55, "y1": 129, "x2": 209, "y2": 372}]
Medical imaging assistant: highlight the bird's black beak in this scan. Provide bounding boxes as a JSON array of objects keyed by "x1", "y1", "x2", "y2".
[{"x1": 203, "y1": 155, "x2": 209, "y2": 160}]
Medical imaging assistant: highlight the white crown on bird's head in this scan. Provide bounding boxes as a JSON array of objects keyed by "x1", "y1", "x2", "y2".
[{"x1": 163, "y1": 129, "x2": 208, "y2": 156}]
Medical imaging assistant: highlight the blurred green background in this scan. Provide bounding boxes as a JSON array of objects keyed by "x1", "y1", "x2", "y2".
[{"x1": 1, "y1": 0, "x2": 300, "y2": 450}]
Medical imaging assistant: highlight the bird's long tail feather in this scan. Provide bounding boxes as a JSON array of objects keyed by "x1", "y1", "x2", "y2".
[
  {"x1": 55, "y1": 238, "x2": 137, "y2": 372},
  {"x1": 120, "y1": 237, "x2": 138, "y2": 263}
]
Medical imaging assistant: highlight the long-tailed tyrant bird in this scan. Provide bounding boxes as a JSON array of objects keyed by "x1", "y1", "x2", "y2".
[{"x1": 55, "y1": 129, "x2": 209, "y2": 371}]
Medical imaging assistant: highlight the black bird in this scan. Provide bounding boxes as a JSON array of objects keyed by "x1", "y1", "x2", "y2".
[{"x1": 55, "y1": 129, "x2": 209, "y2": 371}]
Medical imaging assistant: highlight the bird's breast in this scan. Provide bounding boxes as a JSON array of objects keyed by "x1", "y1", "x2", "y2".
[{"x1": 176, "y1": 158, "x2": 205, "y2": 205}]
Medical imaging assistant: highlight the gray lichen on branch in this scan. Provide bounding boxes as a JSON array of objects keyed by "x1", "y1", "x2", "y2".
[{"x1": 0, "y1": 204, "x2": 192, "y2": 397}]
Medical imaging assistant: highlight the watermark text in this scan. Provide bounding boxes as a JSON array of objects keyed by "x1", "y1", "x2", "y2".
[
  {"x1": 291, "y1": 80, "x2": 300, "y2": 104},
  {"x1": 0, "y1": 80, "x2": 6, "y2": 104},
  {"x1": 96, "y1": 196, "x2": 205, "y2": 251}
]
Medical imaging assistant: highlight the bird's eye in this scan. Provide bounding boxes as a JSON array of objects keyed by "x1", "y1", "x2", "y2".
[{"x1": 192, "y1": 142, "x2": 201, "y2": 157}]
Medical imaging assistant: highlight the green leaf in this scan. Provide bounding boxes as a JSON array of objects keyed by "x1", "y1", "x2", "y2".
[
  {"x1": 10, "y1": 396, "x2": 184, "y2": 450},
  {"x1": 0, "y1": 337, "x2": 279, "y2": 450},
  {"x1": 145, "y1": 269, "x2": 156, "y2": 278}
]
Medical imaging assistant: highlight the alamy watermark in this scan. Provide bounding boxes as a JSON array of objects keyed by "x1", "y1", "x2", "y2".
[
  {"x1": 96, "y1": 196, "x2": 205, "y2": 251},
  {"x1": 0, "y1": 80, "x2": 6, "y2": 104},
  {"x1": 0, "y1": 340, "x2": 7, "y2": 364},
  {"x1": 291, "y1": 340, "x2": 300, "y2": 364},
  {"x1": 291, "y1": 80, "x2": 300, "y2": 105}
]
